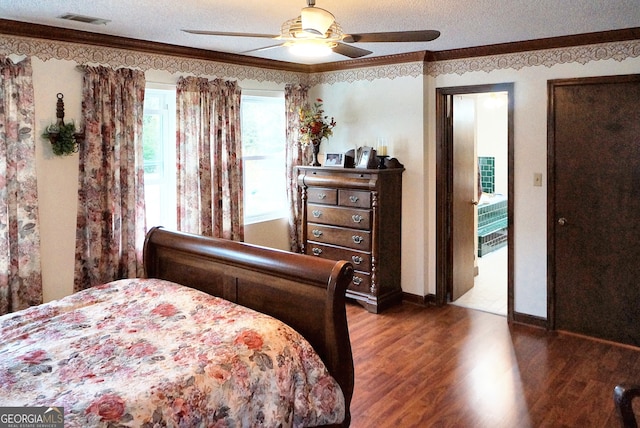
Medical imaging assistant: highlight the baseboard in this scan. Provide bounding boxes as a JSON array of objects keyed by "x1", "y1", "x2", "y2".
[
  {"x1": 402, "y1": 292, "x2": 436, "y2": 306},
  {"x1": 401, "y1": 294, "x2": 550, "y2": 331},
  {"x1": 512, "y1": 311, "x2": 548, "y2": 329}
]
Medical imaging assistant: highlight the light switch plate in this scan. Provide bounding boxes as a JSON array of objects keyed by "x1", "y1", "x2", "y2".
[{"x1": 533, "y1": 173, "x2": 543, "y2": 187}]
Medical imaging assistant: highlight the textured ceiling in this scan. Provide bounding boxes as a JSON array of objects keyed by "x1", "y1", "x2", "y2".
[{"x1": 1, "y1": 0, "x2": 639, "y2": 65}]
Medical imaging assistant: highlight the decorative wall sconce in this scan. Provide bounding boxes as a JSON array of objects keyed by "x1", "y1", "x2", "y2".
[{"x1": 42, "y1": 93, "x2": 84, "y2": 156}]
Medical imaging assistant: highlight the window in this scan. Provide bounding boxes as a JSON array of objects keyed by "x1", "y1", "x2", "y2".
[
  {"x1": 241, "y1": 92, "x2": 287, "y2": 224},
  {"x1": 142, "y1": 86, "x2": 177, "y2": 230},
  {"x1": 142, "y1": 87, "x2": 286, "y2": 228}
]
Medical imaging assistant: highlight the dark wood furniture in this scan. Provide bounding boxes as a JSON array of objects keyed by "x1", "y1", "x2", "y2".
[
  {"x1": 614, "y1": 383, "x2": 640, "y2": 427},
  {"x1": 144, "y1": 227, "x2": 354, "y2": 427},
  {"x1": 297, "y1": 165, "x2": 404, "y2": 313}
]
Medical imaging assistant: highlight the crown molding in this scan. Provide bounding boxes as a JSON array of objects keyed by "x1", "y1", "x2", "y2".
[
  {"x1": 430, "y1": 27, "x2": 640, "y2": 62},
  {"x1": 427, "y1": 39, "x2": 640, "y2": 76},
  {"x1": 307, "y1": 51, "x2": 429, "y2": 73},
  {"x1": 0, "y1": 18, "x2": 430, "y2": 74},
  {"x1": 1, "y1": 19, "x2": 639, "y2": 82},
  {"x1": 0, "y1": 19, "x2": 307, "y2": 73},
  {"x1": 0, "y1": 20, "x2": 309, "y2": 84}
]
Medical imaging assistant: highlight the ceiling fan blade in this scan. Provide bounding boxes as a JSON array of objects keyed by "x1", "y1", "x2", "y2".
[
  {"x1": 332, "y1": 43, "x2": 372, "y2": 59},
  {"x1": 182, "y1": 29, "x2": 278, "y2": 39},
  {"x1": 241, "y1": 44, "x2": 285, "y2": 54},
  {"x1": 343, "y1": 30, "x2": 440, "y2": 44}
]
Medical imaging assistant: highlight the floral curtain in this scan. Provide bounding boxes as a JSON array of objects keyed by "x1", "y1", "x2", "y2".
[
  {"x1": 0, "y1": 57, "x2": 42, "y2": 314},
  {"x1": 74, "y1": 66, "x2": 146, "y2": 292},
  {"x1": 284, "y1": 84, "x2": 310, "y2": 253},
  {"x1": 176, "y1": 77, "x2": 244, "y2": 240}
]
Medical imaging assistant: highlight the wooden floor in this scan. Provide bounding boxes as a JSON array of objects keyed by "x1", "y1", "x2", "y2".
[{"x1": 346, "y1": 302, "x2": 640, "y2": 427}]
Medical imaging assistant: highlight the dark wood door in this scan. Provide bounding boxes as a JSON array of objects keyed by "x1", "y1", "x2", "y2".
[{"x1": 549, "y1": 74, "x2": 640, "y2": 346}]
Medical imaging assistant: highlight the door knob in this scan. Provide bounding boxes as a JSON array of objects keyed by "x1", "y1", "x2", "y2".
[
  {"x1": 472, "y1": 200, "x2": 479, "y2": 206},
  {"x1": 558, "y1": 217, "x2": 568, "y2": 226}
]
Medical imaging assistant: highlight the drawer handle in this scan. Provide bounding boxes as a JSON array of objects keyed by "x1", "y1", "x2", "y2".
[
  {"x1": 317, "y1": 193, "x2": 327, "y2": 200},
  {"x1": 353, "y1": 276, "x2": 363, "y2": 286},
  {"x1": 312, "y1": 229, "x2": 323, "y2": 238},
  {"x1": 351, "y1": 255, "x2": 363, "y2": 265},
  {"x1": 352, "y1": 235, "x2": 364, "y2": 244},
  {"x1": 351, "y1": 214, "x2": 363, "y2": 223},
  {"x1": 312, "y1": 247, "x2": 323, "y2": 256},
  {"x1": 312, "y1": 210, "x2": 322, "y2": 218},
  {"x1": 349, "y1": 195, "x2": 359, "y2": 203}
]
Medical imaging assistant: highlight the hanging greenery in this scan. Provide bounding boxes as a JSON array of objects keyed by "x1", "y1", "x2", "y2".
[{"x1": 42, "y1": 122, "x2": 80, "y2": 156}]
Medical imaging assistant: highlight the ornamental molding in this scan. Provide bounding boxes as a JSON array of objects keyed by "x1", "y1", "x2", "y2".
[
  {"x1": 426, "y1": 40, "x2": 640, "y2": 77},
  {"x1": 308, "y1": 61, "x2": 424, "y2": 85},
  {"x1": 310, "y1": 40, "x2": 640, "y2": 82},
  {"x1": 0, "y1": 34, "x2": 307, "y2": 84},
  {"x1": 1, "y1": 34, "x2": 639, "y2": 84}
]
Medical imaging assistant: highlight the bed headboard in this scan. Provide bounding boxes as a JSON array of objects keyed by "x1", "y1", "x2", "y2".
[{"x1": 143, "y1": 227, "x2": 354, "y2": 425}]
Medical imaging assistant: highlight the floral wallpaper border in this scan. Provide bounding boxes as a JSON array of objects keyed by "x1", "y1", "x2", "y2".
[
  {"x1": 1, "y1": 34, "x2": 639, "y2": 85},
  {"x1": 426, "y1": 39, "x2": 640, "y2": 77},
  {"x1": 308, "y1": 61, "x2": 424, "y2": 85},
  {"x1": 0, "y1": 35, "x2": 307, "y2": 85}
]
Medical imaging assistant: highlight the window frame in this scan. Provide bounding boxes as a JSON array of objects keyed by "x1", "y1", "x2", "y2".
[
  {"x1": 142, "y1": 84, "x2": 177, "y2": 230},
  {"x1": 241, "y1": 90, "x2": 288, "y2": 225}
]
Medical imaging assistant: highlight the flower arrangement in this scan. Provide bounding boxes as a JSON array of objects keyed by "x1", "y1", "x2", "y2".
[{"x1": 298, "y1": 99, "x2": 336, "y2": 148}]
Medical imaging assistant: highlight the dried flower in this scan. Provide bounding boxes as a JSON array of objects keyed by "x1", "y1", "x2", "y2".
[{"x1": 298, "y1": 99, "x2": 336, "y2": 148}]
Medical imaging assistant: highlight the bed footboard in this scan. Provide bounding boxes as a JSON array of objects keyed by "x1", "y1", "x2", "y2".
[{"x1": 143, "y1": 227, "x2": 354, "y2": 426}]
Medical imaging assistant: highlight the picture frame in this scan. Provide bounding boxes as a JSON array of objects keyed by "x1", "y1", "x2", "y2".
[
  {"x1": 324, "y1": 152, "x2": 345, "y2": 167},
  {"x1": 355, "y1": 146, "x2": 376, "y2": 169}
]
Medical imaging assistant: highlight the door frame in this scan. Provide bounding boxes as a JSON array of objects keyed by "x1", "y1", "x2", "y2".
[{"x1": 435, "y1": 83, "x2": 515, "y2": 322}]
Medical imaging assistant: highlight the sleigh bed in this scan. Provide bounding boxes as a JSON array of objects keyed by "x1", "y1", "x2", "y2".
[{"x1": 0, "y1": 227, "x2": 354, "y2": 427}]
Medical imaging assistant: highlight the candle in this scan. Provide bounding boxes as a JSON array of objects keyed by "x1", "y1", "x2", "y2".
[{"x1": 377, "y1": 145, "x2": 387, "y2": 156}]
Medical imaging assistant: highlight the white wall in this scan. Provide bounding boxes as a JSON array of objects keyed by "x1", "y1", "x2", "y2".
[
  {"x1": 32, "y1": 58, "x2": 83, "y2": 302},
  {"x1": 476, "y1": 92, "x2": 508, "y2": 195},
  {"x1": 244, "y1": 218, "x2": 290, "y2": 251},
  {"x1": 12, "y1": 35, "x2": 640, "y2": 320},
  {"x1": 311, "y1": 76, "x2": 428, "y2": 297}
]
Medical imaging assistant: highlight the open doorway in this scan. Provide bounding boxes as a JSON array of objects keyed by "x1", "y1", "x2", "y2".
[{"x1": 435, "y1": 84, "x2": 514, "y2": 321}]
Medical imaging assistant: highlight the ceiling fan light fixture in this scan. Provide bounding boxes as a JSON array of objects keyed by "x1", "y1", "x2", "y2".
[
  {"x1": 286, "y1": 39, "x2": 335, "y2": 57},
  {"x1": 182, "y1": 1, "x2": 439, "y2": 60},
  {"x1": 280, "y1": 17, "x2": 344, "y2": 43},
  {"x1": 300, "y1": 6, "x2": 335, "y2": 36}
]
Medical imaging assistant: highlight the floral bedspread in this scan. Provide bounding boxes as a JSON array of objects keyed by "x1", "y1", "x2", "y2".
[{"x1": 0, "y1": 278, "x2": 345, "y2": 427}]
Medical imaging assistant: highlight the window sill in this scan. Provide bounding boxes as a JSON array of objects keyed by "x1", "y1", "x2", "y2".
[{"x1": 244, "y1": 212, "x2": 288, "y2": 226}]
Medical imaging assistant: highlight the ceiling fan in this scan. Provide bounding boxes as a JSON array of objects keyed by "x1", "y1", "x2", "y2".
[{"x1": 182, "y1": 0, "x2": 440, "y2": 59}]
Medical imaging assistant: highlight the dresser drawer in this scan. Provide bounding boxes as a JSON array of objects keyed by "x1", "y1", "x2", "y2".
[
  {"x1": 339, "y1": 189, "x2": 371, "y2": 208},
  {"x1": 307, "y1": 187, "x2": 337, "y2": 205},
  {"x1": 308, "y1": 204, "x2": 371, "y2": 230},
  {"x1": 349, "y1": 271, "x2": 371, "y2": 294},
  {"x1": 307, "y1": 223, "x2": 371, "y2": 250},
  {"x1": 305, "y1": 242, "x2": 371, "y2": 272}
]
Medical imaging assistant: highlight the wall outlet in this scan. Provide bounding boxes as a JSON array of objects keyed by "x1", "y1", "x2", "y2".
[{"x1": 533, "y1": 172, "x2": 543, "y2": 187}]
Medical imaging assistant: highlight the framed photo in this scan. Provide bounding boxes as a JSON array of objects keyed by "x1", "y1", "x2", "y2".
[
  {"x1": 355, "y1": 146, "x2": 375, "y2": 169},
  {"x1": 324, "y1": 153, "x2": 345, "y2": 167}
]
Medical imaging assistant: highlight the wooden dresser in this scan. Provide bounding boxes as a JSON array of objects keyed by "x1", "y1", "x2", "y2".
[{"x1": 297, "y1": 165, "x2": 404, "y2": 313}]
